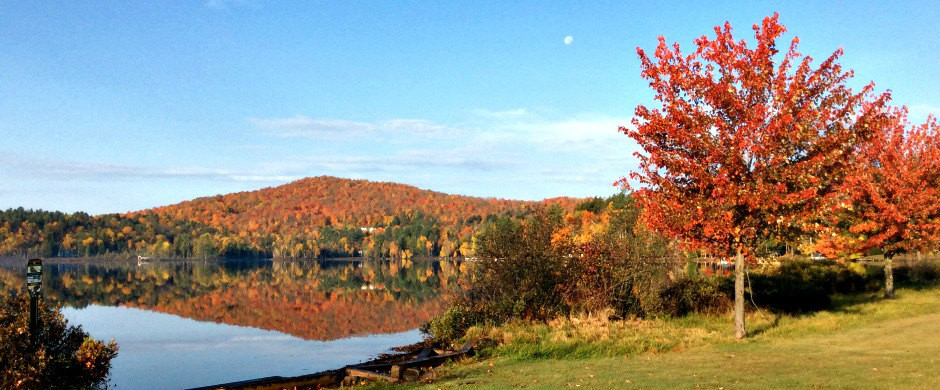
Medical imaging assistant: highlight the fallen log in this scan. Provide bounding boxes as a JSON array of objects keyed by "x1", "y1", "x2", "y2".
[
  {"x1": 345, "y1": 340, "x2": 476, "y2": 383},
  {"x1": 186, "y1": 370, "x2": 345, "y2": 390},
  {"x1": 345, "y1": 368, "x2": 399, "y2": 383},
  {"x1": 188, "y1": 340, "x2": 477, "y2": 390}
]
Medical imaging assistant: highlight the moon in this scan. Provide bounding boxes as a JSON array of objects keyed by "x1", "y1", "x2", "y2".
[{"x1": 564, "y1": 35, "x2": 574, "y2": 45}]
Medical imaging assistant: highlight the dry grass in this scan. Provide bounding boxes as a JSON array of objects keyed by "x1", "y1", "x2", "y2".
[{"x1": 462, "y1": 309, "x2": 734, "y2": 359}]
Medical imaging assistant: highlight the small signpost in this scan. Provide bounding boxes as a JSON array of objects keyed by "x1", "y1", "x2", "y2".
[{"x1": 27, "y1": 258, "x2": 42, "y2": 345}]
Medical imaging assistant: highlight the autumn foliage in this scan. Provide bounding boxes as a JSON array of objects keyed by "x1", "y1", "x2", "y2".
[
  {"x1": 0, "y1": 176, "x2": 580, "y2": 260},
  {"x1": 139, "y1": 176, "x2": 543, "y2": 258},
  {"x1": 145, "y1": 176, "x2": 537, "y2": 231},
  {"x1": 819, "y1": 108, "x2": 940, "y2": 259},
  {"x1": 0, "y1": 294, "x2": 118, "y2": 390},
  {"x1": 623, "y1": 14, "x2": 890, "y2": 337},
  {"x1": 623, "y1": 13, "x2": 889, "y2": 258}
]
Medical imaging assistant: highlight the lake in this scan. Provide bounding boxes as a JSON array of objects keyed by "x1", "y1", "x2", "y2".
[{"x1": 0, "y1": 258, "x2": 463, "y2": 389}]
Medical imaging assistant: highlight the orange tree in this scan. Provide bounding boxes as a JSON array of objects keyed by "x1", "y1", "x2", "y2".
[
  {"x1": 0, "y1": 294, "x2": 118, "y2": 390},
  {"x1": 622, "y1": 14, "x2": 889, "y2": 338},
  {"x1": 822, "y1": 108, "x2": 940, "y2": 298}
]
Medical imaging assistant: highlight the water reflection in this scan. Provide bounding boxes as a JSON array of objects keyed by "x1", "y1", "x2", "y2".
[
  {"x1": 61, "y1": 305, "x2": 424, "y2": 390},
  {"x1": 1, "y1": 258, "x2": 464, "y2": 341}
]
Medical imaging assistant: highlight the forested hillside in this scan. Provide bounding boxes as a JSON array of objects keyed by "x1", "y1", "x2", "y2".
[{"x1": 0, "y1": 176, "x2": 580, "y2": 259}]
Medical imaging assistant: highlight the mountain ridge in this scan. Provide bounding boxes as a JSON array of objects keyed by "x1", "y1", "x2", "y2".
[
  {"x1": 138, "y1": 175, "x2": 579, "y2": 233},
  {"x1": 0, "y1": 175, "x2": 584, "y2": 259}
]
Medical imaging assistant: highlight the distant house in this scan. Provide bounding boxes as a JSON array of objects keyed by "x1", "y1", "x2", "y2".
[{"x1": 359, "y1": 227, "x2": 376, "y2": 233}]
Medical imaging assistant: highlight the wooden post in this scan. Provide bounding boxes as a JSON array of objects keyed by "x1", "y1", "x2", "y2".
[{"x1": 29, "y1": 295, "x2": 38, "y2": 345}]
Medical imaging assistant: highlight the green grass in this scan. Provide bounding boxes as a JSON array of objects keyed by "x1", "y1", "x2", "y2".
[{"x1": 368, "y1": 287, "x2": 940, "y2": 389}]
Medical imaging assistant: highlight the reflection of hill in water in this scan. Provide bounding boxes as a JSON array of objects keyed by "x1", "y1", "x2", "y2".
[{"x1": 0, "y1": 259, "x2": 464, "y2": 341}]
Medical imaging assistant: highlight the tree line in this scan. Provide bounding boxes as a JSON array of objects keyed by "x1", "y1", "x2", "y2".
[{"x1": 0, "y1": 206, "x2": 527, "y2": 260}]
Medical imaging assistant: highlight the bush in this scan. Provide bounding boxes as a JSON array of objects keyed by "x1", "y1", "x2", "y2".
[
  {"x1": 739, "y1": 260, "x2": 865, "y2": 313},
  {"x1": 427, "y1": 203, "x2": 682, "y2": 342},
  {"x1": 0, "y1": 294, "x2": 118, "y2": 390},
  {"x1": 561, "y1": 195, "x2": 678, "y2": 318},
  {"x1": 894, "y1": 261, "x2": 940, "y2": 288},
  {"x1": 425, "y1": 200, "x2": 686, "y2": 342},
  {"x1": 669, "y1": 277, "x2": 732, "y2": 316},
  {"x1": 422, "y1": 305, "x2": 480, "y2": 344},
  {"x1": 428, "y1": 209, "x2": 569, "y2": 342},
  {"x1": 567, "y1": 251, "x2": 676, "y2": 318},
  {"x1": 625, "y1": 276, "x2": 732, "y2": 318},
  {"x1": 747, "y1": 269, "x2": 832, "y2": 313}
]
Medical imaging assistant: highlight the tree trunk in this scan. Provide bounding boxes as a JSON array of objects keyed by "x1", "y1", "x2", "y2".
[
  {"x1": 917, "y1": 251, "x2": 923, "y2": 262},
  {"x1": 884, "y1": 256, "x2": 895, "y2": 299},
  {"x1": 734, "y1": 249, "x2": 746, "y2": 339}
]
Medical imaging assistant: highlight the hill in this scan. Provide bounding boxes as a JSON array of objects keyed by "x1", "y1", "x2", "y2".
[
  {"x1": 144, "y1": 176, "x2": 544, "y2": 235},
  {"x1": 137, "y1": 176, "x2": 578, "y2": 258},
  {"x1": 0, "y1": 176, "x2": 581, "y2": 259}
]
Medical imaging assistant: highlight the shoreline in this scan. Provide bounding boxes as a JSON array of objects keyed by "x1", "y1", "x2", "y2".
[
  {"x1": 187, "y1": 338, "x2": 469, "y2": 390},
  {"x1": 0, "y1": 255, "x2": 469, "y2": 266}
]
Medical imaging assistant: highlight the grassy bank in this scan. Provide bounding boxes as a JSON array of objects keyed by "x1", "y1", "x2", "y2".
[{"x1": 371, "y1": 287, "x2": 940, "y2": 389}]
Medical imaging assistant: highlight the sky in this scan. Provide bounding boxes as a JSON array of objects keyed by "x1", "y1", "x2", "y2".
[{"x1": 1, "y1": 1, "x2": 938, "y2": 215}]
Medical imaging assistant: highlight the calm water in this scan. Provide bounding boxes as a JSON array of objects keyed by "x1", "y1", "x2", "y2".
[{"x1": 0, "y1": 259, "x2": 463, "y2": 389}]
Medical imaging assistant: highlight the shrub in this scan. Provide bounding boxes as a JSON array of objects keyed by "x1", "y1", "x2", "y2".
[
  {"x1": 431, "y1": 209, "x2": 569, "y2": 342},
  {"x1": 678, "y1": 277, "x2": 733, "y2": 315},
  {"x1": 738, "y1": 260, "x2": 855, "y2": 313},
  {"x1": 422, "y1": 305, "x2": 480, "y2": 344},
  {"x1": 0, "y1": 294, "x2": 118, "y2": 390},
  {"x1": 894, "y1": 260, "x2": 940, "y2": 288},
  {"x1": 706, "y1": 259, "x2": 940, "y2": 314},
  {"x1": 746, "y1": 269, "x2": 832, "y2": 313},
  {"x1": 631, "y1": 277, "x2": 731, "y2": 318},
  {"x1": 425, "y1": 202, "x2": 676, "y2": 342},
  {"x1": 560, "y1": 195, "x2": 679, "y2": 318},
  {"x1": 565, "y1": 249, "x2": 675, "y2": 318}
]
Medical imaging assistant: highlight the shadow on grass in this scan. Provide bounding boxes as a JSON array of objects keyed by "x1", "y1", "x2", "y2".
[
  {"x1": 747, "y1": 313, "x2": 781, "y2": 337},
  {"x1": 743, "y1": 290, "x2": 887, "y2": 336},
  {"x1": 830, "y1": 292, "x2": 881, "y2": 313}
]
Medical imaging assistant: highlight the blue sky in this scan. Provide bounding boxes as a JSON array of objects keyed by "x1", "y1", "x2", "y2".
[{"x1": 1, "y1": 1, "x2": 938, "y2": 214}]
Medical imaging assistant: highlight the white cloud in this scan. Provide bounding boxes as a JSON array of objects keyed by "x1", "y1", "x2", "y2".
[
  {"x1": 294, "y1": 148, "x2": 507, "y2": 173},
  {"x1": 230, "y1": 175, "x2": 299, "y2": 182},
  {"x1": 469, "y1": 108, "x2": 531, "y2": 119},
  {"x1": 250, "y1": 116, "x2": 456, "y2": 139},
  {"x1": 908, "y1": 104, "x2": 940, "y2": 122},
  {"x1": 251, "y1": 109, "x2": 637, "y2": 184},
  {"x1": 564, "y1": 36, "x2": 574, "y2": 45},
  {"x1": 205, "y1": 0, "x2": 254, "y2": 10},
  {"x1": 0, "y1": 156, "x2": 298, "y2": 183},
  {"x1": 477, "y1": 113, "x2": 634, "y2": 156},
  {"x1": 250, "y1": 111, "x2": 633, "y2": 155}
]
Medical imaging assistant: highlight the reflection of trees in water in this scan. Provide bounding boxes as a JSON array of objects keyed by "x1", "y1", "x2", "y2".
[
  {"x1": 0, "y1": 260, "x2": 465, "y2": 341},
  {"x1": 0, "y1": 268, "x2": 19, "y2": 295}
]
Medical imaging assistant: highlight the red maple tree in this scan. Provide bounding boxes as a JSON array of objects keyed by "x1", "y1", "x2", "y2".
[
  {"x1": 621, "y1": 14, "x2": 890, "y2": 338},
  {"x1": 823, "y1": 108, "x2": 940, "y2": 298}
]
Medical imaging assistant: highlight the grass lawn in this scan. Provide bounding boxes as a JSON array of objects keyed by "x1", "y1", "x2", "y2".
[{"x1": 370, "y1": 287, "x2": 940, "y2": 389}]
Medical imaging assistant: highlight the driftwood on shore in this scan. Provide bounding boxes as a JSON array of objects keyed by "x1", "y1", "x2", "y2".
[{"x1": 187, "y1": 341, "x2": 476, "y2": 390}]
